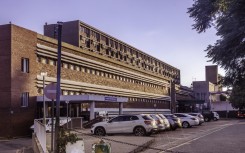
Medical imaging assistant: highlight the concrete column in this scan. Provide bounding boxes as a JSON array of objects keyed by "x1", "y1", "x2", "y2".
[
  {"x1": 69, "y1": 104, "x2": 72, "y2": 117},
  {"x1": 79, "y1": 104, "x2": 82, "y2": 117},
  {"x1": 90, "y1": 101, "x2": 95, "y2": 120},
  {"x1": 119, "y1": 102, "x2": 123, "y2": 115},
  {"x1": 76, "y1": 104, "x2": 79, "y2": 117}
]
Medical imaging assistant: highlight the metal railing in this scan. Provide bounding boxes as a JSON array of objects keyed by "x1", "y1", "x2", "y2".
[
  {"x1": 34, "y1": 119, "x2": 47, "y2": 152},
  {"x1": 65, "y1": 117, "x2": 83, "y2": 129}
]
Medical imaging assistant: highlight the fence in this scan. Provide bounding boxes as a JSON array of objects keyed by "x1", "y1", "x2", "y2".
[
  {"x1": 65, "y1": 117, "x2": 83, "y2": 130},
  {"x1": 34, "y1": 119, "x2": 47, "y2": 152}
]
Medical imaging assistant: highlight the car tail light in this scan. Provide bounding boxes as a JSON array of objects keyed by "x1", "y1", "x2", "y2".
[
  {"x1": 157, "y1": 120, "x2": 160, "y2": 124},
  {"x1": 144, "y1": 120, "x2": 152, "y2": 125}
]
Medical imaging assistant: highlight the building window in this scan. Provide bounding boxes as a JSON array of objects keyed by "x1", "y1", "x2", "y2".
[
  {"x1": 49, "y1": 59, "x2": 56, "y2": 66},
  {"x1": 41, "y1": 57, "x2": 47, "y2": 64},
  {"x1": 62, "y1": 63, "x2": 68, "y2": 69},
  {"x1": 21, "y1": 92, "x2": 29, "y2": 107},
  {"x1": 21, "y1": 58, "x2": 29, "y2": 73}
]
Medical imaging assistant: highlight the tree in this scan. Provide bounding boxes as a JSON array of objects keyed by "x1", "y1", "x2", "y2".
[
  {"x1": 188, "y1": 0, "x2": 245, "y2": 109},
  {"x1": 229, "y1": 80, "x2": 245, "y2": 109}
]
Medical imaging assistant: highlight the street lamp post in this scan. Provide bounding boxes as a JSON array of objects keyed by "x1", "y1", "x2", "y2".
[{"x1": 41, "y1": 72, "x2": 47, "y2": 126}]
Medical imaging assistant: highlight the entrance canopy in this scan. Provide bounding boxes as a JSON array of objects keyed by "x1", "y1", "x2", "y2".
[{"x1": 36, "y1": 94, "x2": 128, "y2": 103}]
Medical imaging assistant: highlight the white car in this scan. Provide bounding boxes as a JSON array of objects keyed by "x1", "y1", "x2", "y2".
[
  {"x1": 188, "y1": 113, "x2": 204, "y2": 125},
  {"x1": 148, "y1": 114, "x2": 166, "y2": 131},
  {"x1": 213, "y1": 112, "x2": 220, "y2": 121},
  {"x1": 157, "y1": 114, "x2": 171, "y2": 130},
  {"x1": 91, "y1": 114, "x2": 158, "y2": 136},
  {"x1": 30, "y1": 117, "x2": 71, "y2": 132},
  {"x1": 174, "y1": 113, "x2": 199, "y2": 128}
]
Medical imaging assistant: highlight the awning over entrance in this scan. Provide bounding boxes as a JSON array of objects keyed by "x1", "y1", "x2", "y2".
[{"x1": 36, "y1": 94, "x2": 128, "y2": 120}]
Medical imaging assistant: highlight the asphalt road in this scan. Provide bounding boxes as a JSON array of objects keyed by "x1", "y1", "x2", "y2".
[
  {"x1": 171, "y1": 120, "x2": 245, "y2": 153},
  {"x1": 143, "y1": 119, "x2": 245, "y2": 153}
]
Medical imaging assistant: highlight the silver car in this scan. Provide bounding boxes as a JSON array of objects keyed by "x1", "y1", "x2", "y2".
[{"x1": 188, "y1": 113, "x2": 204, "y2": 125}]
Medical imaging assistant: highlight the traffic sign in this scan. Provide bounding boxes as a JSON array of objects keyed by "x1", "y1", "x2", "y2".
[{"x1": 44, "y1": 83, "x2": 59, "y2": 100}]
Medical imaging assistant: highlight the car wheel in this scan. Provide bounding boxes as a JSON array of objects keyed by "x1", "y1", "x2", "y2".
[
  {"x1": 146, "y1": 132, "x2": 152, "y2": 136},
  {"x1": 94, "y1": 127, "x2": 106, "y2": 136},
  {"x1": 134, "y1": 126, "x2": 146, "y2": 136},
  {"x1": 182, "y1": 121, "x2": 189, "y2": 128},
  {"x1": 214, "y1": 117, "x2": 217, "y2": 121},
  {"x1": 204, "y1": 117, "x2": 209, "y2": 122},
  {"x1": 170, "y1": 125, "x2": 177, "y2": 131}
]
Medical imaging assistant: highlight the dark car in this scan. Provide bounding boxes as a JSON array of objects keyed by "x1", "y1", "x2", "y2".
[
  {"x1": 163, "y1": 114, "x2": 182, "y2": 130},
  {"x1": 202, "y1": 110, "x2": 214, "y2": 122}
]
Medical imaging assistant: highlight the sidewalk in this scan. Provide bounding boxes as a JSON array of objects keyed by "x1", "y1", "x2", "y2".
[
  {"x1": 46, "y1": 128, "x2": 155, "y2": 153},
  {"x1": 0, "y1": 137, "x2": 33, "y2": 153}
]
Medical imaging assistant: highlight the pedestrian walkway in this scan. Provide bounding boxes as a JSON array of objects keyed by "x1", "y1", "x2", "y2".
[{"x1": 0, "y1": 137, "x2": 33, "y2": 153}]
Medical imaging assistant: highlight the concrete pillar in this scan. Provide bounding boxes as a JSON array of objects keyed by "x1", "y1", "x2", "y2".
[
  {"x1": 90, "y1": 101, "x2": 95, "y2": 120},
  {"x1": 76, "y1": 104, "x2": 79, "y2": 117},
  {"x1": 79, "y1": 104, "x2": 81, "y2": 117},
  {"x1": 69, "y1": 104, "x2": 72, "y2": 117},
  {"x1": 119, "y1": 102, "x2": 123, "y2": 115}
]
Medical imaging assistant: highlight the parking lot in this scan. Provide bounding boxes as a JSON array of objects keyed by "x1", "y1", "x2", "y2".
[
  {"x1": 141, "y1": 119, "x2": 244, "y2": 153},
  {"x1": 80, "y1": 119, "x2": 244, "y2": 153},
  {"x1": 1, "y1": 119, "x2": 244, "y2": 153}
]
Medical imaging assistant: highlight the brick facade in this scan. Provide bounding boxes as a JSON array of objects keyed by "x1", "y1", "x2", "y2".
[{"x1": 0, "y1": 21, "x2": 179, "y2": 137}]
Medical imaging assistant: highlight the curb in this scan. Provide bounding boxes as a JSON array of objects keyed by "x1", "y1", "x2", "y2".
[{"x1": 128, "y1": 138, "x2": 155, "y2": 153}]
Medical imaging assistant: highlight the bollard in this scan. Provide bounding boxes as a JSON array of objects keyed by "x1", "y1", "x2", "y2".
[{"x1": 92, "y1": 139, "x2": 111, "y2": 153}]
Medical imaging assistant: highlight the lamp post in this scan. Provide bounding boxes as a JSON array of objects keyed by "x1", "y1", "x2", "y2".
[{"x1": 41, "y1": 72, "x2": 47, "y2": 126}]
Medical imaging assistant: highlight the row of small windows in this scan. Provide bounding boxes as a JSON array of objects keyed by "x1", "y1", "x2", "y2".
[
  {"x1": 80, "y1": 39, "x2": 179, "y2": 79},
  {"x1": 37, "y1": 56, "x2": 165, "y2": 89},
  {"x1": 79, "y1": 25, "x2": 180, "y2": 79},
  {"x1": 38, "y1": 88, "x2": 82, "y2": 96}
]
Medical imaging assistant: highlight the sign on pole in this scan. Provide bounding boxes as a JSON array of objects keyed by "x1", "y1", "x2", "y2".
[{"x1": 44, "y1": 83, "x2": 58, "y2": 100}]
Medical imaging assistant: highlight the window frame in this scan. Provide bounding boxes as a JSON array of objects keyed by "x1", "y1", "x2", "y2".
[
  {"x1": 21, "y1": 92, "x2": 29, "y2": 107},
  {"x1": 21, "y1": 58, "x2": 29, "y2": 73}
]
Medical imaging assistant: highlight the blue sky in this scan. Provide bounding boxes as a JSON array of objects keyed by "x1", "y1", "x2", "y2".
[{"x1": 0, "y1": 0, "x2": 224, "y2": 86}]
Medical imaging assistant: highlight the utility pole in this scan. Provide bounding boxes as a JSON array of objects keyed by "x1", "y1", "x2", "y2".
[
  {"x1": 170, "y1": 80, "x2": 176, "y2": 113},
  {"x1": 54, "y1": 22, "x2": 62, "y2": 153}
]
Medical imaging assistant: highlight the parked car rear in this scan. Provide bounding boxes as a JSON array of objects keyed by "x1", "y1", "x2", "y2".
[
  {"x1": 237, "y1": 110, "x2": 245, "y2": 118},
  {"x1": 163, "y1": 114, "x2": 182, "y2": 130},
  {"x1": 149, "y1": 114, "x2": 166, "y2": 131},
  {"x1": 213, "y1": 111, "x2": 220, "y2": 121},
  {"x1": 174, "y1": 113, "x2": 199, "y2": 128},
  {"x1": 188, "y1": 113, "x2": 204, "y2": 125},
  {"x1": 157, "y1": 114, "x2": 170, "y2": 130},
  {"x1": 91, "y1": 114, "x2": 158, "y2": 136},
  {"x1": 202, "y1": 110, "x2": 214, "y2": 122}
]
